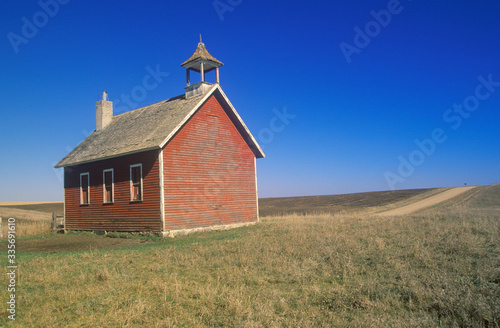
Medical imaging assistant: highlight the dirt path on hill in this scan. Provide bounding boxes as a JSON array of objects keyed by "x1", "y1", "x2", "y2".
[{"x1": 376, "y1": 186, "x2": 477, "y2": 216}]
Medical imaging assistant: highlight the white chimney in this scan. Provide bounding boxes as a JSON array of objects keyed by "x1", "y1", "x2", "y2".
[{"x1": 96, "y1": 90, "x2": 113, "y2": 131}]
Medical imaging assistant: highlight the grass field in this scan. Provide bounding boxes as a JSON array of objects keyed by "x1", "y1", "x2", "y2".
[
  {"x1": 0, "y1": 202, "x2": 61, "y2": 237},
  {"x1": 0, "y1": 202, "x2": 63, "y2": 214},
  {"x1": 0, "y1": 185, "x2": 498, "y2": 327},
  {"x1": 0, "y1": 188, "x2": 439, "y2": 217}
]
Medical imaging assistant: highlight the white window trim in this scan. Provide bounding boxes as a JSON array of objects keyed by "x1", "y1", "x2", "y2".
[
  {"x1": 80, "y1": 172, "x2": 90, "y2": 205},
  {"x1": 159, "y1": 150, "x2": 165, "y2": 232},
  {"x1": 130, "y1": 164, "x2": 143, "y2": 202},
  {"x1": 103, "y1": 168, "x2": 114, "y2": 204}
]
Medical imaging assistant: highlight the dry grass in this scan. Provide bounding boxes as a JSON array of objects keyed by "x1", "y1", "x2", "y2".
[
  {"x1": 0, "y1": 212, "x2": 498, "y2": 326},
  {"x1": 0, "y1": 185, "x2": 498, "y2": 327},
  {"x1": 0, "y1": 207, "x2": 53, "y2": 222},
  {"x1": 0, "y1": 203, "x2": 60, "y2": 238},
  {"x1": 0, "y1": 218, "x2": 51, "y2": 238}
]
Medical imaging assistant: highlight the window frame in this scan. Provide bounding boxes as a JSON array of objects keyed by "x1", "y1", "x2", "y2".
[
  {"x1": 130, "y1": 164, "x2": 143, "y2": 202},
  {"x1": 80, "y1": 172, "x2": 90, "y2": 205},
  {"x1": 103, "y1": 168, "x2": 114, "y2": 204}
]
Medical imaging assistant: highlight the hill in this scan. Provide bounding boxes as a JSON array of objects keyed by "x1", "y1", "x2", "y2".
[{"x1": 258, "y1": 188, "x2": 440, "y2": 216}]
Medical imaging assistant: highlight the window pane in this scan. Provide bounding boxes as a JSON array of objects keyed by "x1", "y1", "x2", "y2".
[
  {"x1": 130, "y1": 165, "x2": 142, "y2": 201},
  {"x1": 104, "y1": 170, "x2": 113, "y2": 203},
  {"x1": 82, "y1": 189, "x2": 88, "y2": 204},
  {"x1": 81, "y1": 174, "x2": 89, "y2": 204},
  {"x1": 105, "y1": 187, "x2": 112, "y2": 202},
  {"x1": 133, "y1": 184, "x2": 140, "y2": 200},
  {"x1": 82, "y1": 174, "x2": 88, "y2": 187},
  {"x1": 104, "y1": 171, "x2": 112, "y2": 187},
  {"x1": 132, "y1": 167, "x2": 140, "y2": 184}
]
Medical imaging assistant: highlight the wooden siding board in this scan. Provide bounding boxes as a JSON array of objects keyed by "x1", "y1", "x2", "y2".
[
  {"x1": 163, "y1": 95, "x2": 258, "y2": 230},
  {"x1": 63, "y1": 94, "x2": 259, "y2": 233},
  {"x1": 64, "y1": 150, "x2": 162, "y2": 231}
]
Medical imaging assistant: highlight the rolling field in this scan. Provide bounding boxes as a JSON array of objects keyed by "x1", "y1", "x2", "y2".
[
  {"x1": 0, "y1": 185, "x2": 498, "y2": 327},
  {"x1": 257, "y1": 187, "x2": 452, "y2": 216},
  {"x1": 0, "y1": 187, "x2": 444, "y2": 217},
  {"x1": 0, "y1": 186, "x2": 467, "y2": 218},
  {"x1": 0, "y1": 187, "x2": 450, "y2": 240},
  {"x1": 0, "y1": 202, "x2": 64, "y2": 237}
]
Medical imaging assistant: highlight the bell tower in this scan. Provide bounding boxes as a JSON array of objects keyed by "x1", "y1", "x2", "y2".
[{"x1": 181, "y1": 36, "x2": 223, "y2": 98}]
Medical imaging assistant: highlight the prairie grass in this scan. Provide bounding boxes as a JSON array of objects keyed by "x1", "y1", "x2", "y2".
[
  {"x1": 0, "y1": 209, "x2": 498, "y2": 327},
  {"x1": 465, "y1": 183, "x2": 500, "y2": 209},
  {"x1": 0, "y1": 205, "x2": 55, "y2": 237},
  {"x1": 0, "y1": 186, "x2": 498, "y2": 327},
  {"x1": 0, "y1": 218, "x2": 51, "y2": 238},
  {"x1": 0, "y1": 202, "x2": 63, "y2": 214}
]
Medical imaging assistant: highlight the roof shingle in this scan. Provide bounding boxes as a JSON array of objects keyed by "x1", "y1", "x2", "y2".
[
  {"x1": 55, "y1": 85, "x2": 264, "y2": 168},
  {"x1": 181, "y1": 41, "x2": 223, "y2": 69},
  {"x1": 55, "y1": 91, "x2": 208, "y2": 167}
]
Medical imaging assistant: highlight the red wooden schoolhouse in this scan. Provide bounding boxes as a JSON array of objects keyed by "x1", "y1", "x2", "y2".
[{"x1": 54, "y1": 41, "x2": 265, "y2": 236}]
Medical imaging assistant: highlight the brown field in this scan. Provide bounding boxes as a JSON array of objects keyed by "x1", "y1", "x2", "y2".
[
  {"x1": 258, "y1": 187, "x2": 441, "y2": 216},
  {"x1": 0, "y1": 202, "x2": 64, "y2": 214},
  {"x1": 0, "y1": 185, "x2": 498, "y2": 327}
]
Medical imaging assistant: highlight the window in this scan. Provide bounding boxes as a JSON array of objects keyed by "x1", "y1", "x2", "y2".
[
  {"x1": 130, "y1": 164, "x2": 143, "y2": 201},
  {"x1": 80, "y1": 173, "x2": 90, "y2": 205},
  {"x1": 103, "y1": 169, "x2": 114, "y2": 203}
]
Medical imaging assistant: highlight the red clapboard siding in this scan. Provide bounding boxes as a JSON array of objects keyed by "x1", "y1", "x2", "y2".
[
  {"x1": 64, "y1": 150, "x2": 162, "y2": 231},
  {"x1": 162, "y1": 95, "x2": 258, "y2": 230}
]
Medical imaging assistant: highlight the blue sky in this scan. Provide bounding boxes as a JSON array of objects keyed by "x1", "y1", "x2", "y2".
[{"x1": 1, "y1": 0, "x2": 499, "y2": 201}]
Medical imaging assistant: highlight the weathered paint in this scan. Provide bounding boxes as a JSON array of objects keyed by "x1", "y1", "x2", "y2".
[
  {"x1": 162, "y1": 95, "x2": 258, "y2": 230},
  {"x1": 63, "y1": 95, "x2": 258, "y2": 234},
  {"x1": 64, "y1": 150, "x2": 162, "y2": 231}
]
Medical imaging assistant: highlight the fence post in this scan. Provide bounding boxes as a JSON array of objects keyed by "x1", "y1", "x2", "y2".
[
  {"x1": 52, "y1": 212, "x2": 56, "y2": 234},
  {"x1": 0, "y1": 217, "x2": 2, "y2": 239}
]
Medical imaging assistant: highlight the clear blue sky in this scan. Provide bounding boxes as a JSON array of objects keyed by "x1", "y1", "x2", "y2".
[{"x1": 1, "y1": 0, "x2": 499, "y2": 201}]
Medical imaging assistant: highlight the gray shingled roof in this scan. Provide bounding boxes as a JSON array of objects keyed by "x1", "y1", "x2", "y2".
[
  {"x1": 181, "y1": 41, "x2": 223, "y2": 71},
  {"x1": 54, "y1": 85, "x2": 264, "y2": 168}
]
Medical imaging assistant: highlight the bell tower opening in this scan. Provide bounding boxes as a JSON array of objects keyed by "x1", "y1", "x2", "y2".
[{"x1": 181, "y1": 35, "x2": 223, "y2": 98}]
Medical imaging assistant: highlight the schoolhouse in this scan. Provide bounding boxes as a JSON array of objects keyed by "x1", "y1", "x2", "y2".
[{"x1": 54, "y1": 40, "x2": 265, "y2": 236}]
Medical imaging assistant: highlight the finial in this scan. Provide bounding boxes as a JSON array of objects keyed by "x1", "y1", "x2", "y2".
[
  {"x1": 199, "y1": 34, "x2": 202, "y2": 44},
  {"x1": 103, "y1": 90, "x2": 108, "y2": 101}
]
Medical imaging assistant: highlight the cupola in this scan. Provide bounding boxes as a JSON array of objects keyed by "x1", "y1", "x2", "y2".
[{"x1": 181, "y1": 36, "x2": 223, "y2": 98}]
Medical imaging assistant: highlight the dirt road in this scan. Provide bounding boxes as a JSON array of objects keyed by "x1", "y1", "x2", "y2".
[{"x1": 376, "y1": 186, "x2": 477, "y2": 216}]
